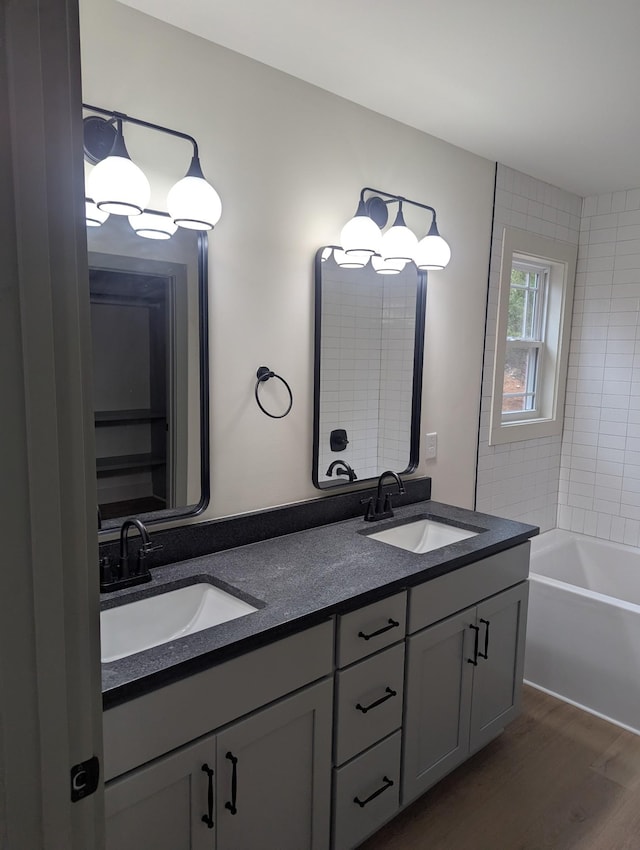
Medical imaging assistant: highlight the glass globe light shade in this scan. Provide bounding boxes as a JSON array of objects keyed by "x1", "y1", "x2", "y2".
[
  {"x1": 371, "y1": 254, "x2": 407, "y2": 275},
  {"x1": 87, "y1": 155, "x2": 151, "y2": 216},
  {"x1": 167, "y1": 155, "x2": 222, "y2": 231},
  {"x1": 128, "y1": 211, "x2": 178, "y2": 240},
  {"x1": 340, "y1": 200, "x2": 381, "y2": 256},
  {"x1": 380, "y1": 208, "x2": 417, "y2": 262},
  {"x1": 320, "y1": 247, "x2": 333, "y2": 262},
  {"x1": 334, "y1": 249, "x2": 369, "y2": 269},
  {"x1": 85, "y1": 199, "x2": 109, "y2": 227},
  {"x1": 413, "y1": 220, "x2": 452, "y2": 270}
]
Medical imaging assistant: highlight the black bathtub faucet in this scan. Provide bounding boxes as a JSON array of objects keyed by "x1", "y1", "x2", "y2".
[{"x1": 326, "y1": 460, "x2": 357, "y2": 482}]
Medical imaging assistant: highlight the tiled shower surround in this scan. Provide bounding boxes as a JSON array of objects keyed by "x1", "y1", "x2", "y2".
[
  {"x1": 475, "y1": 165, "x2": 581, "y2": 533},
  {"x1": 558, "y1": 187, "x2": 640, "y2": 544}
]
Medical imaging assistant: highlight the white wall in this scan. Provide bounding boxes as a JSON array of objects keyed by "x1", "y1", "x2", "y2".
[
  {"x1": 79, "y1": 0, "x2": 495, "y2": 518},
  {"x1": 558, "y1": 187, "x2": 640, "y2": 543},
  {"x1": 475, "y1": 165, "x2": 582, "y2": 532}
]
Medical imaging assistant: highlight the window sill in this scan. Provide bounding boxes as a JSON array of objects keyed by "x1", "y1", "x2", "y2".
[{"x1": 489, "y1": 416, "x2": 562, "y2": 446}]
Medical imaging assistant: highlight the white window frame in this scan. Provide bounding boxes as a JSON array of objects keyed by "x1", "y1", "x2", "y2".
[{"x1": 489, "y1": 228, "x2": 577, "y2": 446}]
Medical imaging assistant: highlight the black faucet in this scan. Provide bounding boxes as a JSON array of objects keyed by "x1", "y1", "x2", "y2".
[
  {"x1": 361, "y1": 470, "x2": 406, "y2": 522},
  {"x1": 119, "y1": 518, "x2": 152, "y2": 578},
  {"x1": 100, "y1": 517, "x2": 162, "y2": 592},
  {"x1": 326, "y1": 460, "x2": 358, "y2": 482}
]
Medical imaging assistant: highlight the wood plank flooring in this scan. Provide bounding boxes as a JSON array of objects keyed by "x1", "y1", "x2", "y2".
[{"x1": 359, "y1": 686, "x2": 640, "y2": 850}]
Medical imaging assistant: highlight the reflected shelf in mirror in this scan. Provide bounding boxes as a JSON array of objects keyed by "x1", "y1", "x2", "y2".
[{"x1": 87, "y1": 214, "x2": 210, "y2": 532}]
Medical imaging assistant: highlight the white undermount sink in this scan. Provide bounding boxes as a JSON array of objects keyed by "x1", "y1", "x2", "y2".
[
  {"x1": 367, "y1": 517, "x2": 479, "y2": 554},
  {"x1": 100, "y1": 582, "x2": 258, "y2": 663}
]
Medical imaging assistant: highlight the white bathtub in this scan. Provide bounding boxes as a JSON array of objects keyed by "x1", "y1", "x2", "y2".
[{"x1": 525, "y1": 528, "x2": 640, "y2": 735}]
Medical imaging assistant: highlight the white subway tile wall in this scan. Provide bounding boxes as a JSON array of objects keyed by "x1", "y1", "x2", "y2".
[
  {"x1": 559, "y1": 186, "x2": 640, "y2": 544},
  {"x1": 318, "y1": 260, "x2": 417, "y2": 482},
  {"x1": 379, "y1": 275, "x2": 417, "y2": 471},
  {"x1": 475, "y1": 165, "x2": 582, "y2": 532}
]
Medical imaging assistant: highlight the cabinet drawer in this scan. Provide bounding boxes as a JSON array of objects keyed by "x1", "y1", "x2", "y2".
[
  {"x1": 332, "y1": 731, "x2": 401, "y2": 850},
  {"x1": 409, "y1": 542, "x2": 530, "y2": 634},
  {"x1": 337, "y1": 591, "x2": 406, "y2": 668},
  {"x1": 335, "y1": 642, "x2": 404, "y2": 766}
]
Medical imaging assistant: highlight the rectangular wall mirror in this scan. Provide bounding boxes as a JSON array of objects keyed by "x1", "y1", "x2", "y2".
[
  {"x1": 87, "y1": 215, "x2": 209, "y2": 531},
  {"x1": 313, "y1": 247, "x2": 426, "y2": 489}
]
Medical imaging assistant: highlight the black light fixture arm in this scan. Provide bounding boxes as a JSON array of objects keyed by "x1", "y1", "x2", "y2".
[
  {"x1": 82, "y1": 102, "x2": 199, "y2": 158},
  {"x1": 359, "y1": 187, "x2": 437, "y2": 217}
]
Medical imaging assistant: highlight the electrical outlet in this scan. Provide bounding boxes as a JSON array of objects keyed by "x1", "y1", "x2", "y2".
[{"x1": 425, "y1": 432, "x2": 437, "y2": 460}]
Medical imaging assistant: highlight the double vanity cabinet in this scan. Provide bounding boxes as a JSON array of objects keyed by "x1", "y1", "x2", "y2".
[{"x1": 102, "y1": 534, "x2": 530, "y2": 850}]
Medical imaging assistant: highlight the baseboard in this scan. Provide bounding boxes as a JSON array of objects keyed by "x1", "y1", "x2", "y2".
[{"x1": 524, "y1": 679, "x2": 640, "y2": 737}]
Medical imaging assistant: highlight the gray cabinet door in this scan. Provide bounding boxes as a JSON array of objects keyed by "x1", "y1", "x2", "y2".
[
  {"x1": 215, "y1": 677, "x2": 333, "y2": 850},
  {"x1": 105, "y1": 735, "x2": 216, "y2": 850},
  {"x1": 402, "y1": 607, "x2": 475, "y2": 805},
  {"x1": 469, "y1": 581, "x2": 529, "y2": 752}
]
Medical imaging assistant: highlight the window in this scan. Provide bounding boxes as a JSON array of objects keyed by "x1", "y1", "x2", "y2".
[
  {"x1": 502, "y1": 260, "x2": 549, "y2": 419},
  {"x1": 490, "y1": 228, "x2": 577, "y2": 446}
]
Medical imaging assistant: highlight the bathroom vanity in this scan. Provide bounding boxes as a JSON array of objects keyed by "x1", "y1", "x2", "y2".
[{"x1": 101, "y1": 500, "x2": 536, "y2": 850}]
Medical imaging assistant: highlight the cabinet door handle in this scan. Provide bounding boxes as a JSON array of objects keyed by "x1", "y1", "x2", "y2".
[
  {"x1": 358, "y1": 618, "x2": 400, "y2": 641},
  {"x1": 225, "y1": 752, "x2": 238, "y2": 815},
  {"x1": 356, "y1": 687, "x2": 397, "y2": 714},
  {"x1": 478, "y1": 618, "x2": 490, "y2": 660},
  {"x1": 201, "y1": 763, "x2": 214, "y2": 829},
  {"x1": 353, "y1": 776, "x2": 394, "y2": 808},
  {"x1": 467, "y1": 624, "x2": 480, "y2": 666}
]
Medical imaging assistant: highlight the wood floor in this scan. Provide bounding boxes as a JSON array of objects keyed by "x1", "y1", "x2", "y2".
[{"x1": 359, "y1": 686, "x2": 640, "y2": 850}]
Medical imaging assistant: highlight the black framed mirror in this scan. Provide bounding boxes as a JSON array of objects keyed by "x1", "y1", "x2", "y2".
[
  {"x1": 313, "y1": 246, "x2": 426, "y2": 490},
  {"x1": 87, "y1": 214, "x2": 209, "y2": 531}
]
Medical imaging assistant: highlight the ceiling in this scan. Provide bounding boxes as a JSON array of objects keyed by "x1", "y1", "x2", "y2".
[{"x1": 118, "y1": 0, "x2": 640, "y2": 198}]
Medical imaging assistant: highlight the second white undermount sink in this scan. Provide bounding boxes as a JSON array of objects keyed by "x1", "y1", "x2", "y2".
[
  {"x1": 367, "y1": 517, "x2": 479, "y2": 554},
  {"x1": 101, "y1": 582, "x2": 258, "y2": 663}
]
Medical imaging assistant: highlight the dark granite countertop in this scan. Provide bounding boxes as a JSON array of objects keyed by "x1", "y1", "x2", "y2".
[{"x1": 101, "y1": 500, "x2": 538, "y2": 708}]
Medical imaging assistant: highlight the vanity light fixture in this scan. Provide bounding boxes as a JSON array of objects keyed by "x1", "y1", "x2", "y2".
[
  {"x1": 379, "y1": 204, "x2": 417, "y2": 265},
  {"x1": 85, "y1": 117, "x2": 150, "y2": 215},
  {"x1": 371, "y1": 254, "x2": 407, "y2": 275},
  {"x1": 167, "y1": 154, "x2": 222, "y2": 231},
  {"x1": 128, "y1": 210, "x2": 178, "y2": 241},
  {"x1": 337, "y1": 188, "x2": 451, "y2": 274},
  {"x1": 82, "y1": 103, "x2": 222, "y2": 237},
  {"x1": 413, "y1": 218, "x2": 452, "y2": 271},
  {"x1": 334, "y1": 248, "x2": 370, "y2": 269},
  {"x1": 340, "y1": 198, "x2": 382, "y2": 260},
  {"x1": 85, "y1": 199, "x2": 109, "y2": 227}
]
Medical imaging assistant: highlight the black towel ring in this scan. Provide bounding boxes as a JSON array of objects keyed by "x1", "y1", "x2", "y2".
[{"x1": 255, "y1": 366, "x2": 293, "y2": 419}]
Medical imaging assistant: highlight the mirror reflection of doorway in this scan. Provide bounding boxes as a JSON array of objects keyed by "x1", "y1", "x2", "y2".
[{"x1": 90, "y1": 269, "x2": 174, "y2": 520}]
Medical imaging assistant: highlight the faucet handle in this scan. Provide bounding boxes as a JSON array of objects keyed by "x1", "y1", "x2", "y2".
[
  {"x1": 135, "y1": 542, "x2": 162, "y2": 577},
  {"x1": 99, "y1": 555, "x2": 113, "y2": 586},
  {"x1": 360, "y1": 496, "x2": 376, "y2": 522}
]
